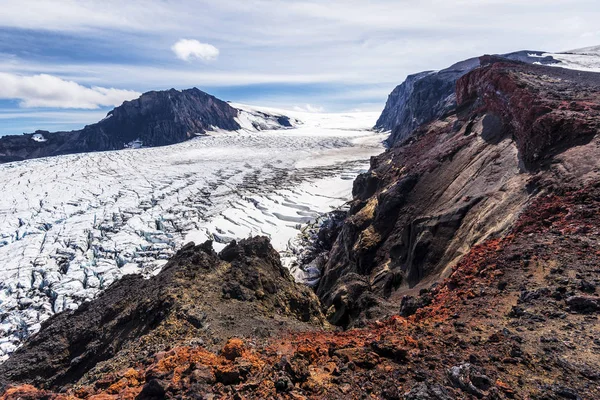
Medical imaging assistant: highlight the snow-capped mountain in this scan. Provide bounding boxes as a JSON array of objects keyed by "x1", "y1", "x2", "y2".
[
  {"x1": 0, "y1": 107, "x2": 384, "y2": 361},
  {"x1": 0, "y1": 88, "x2": 296, "y2": 164}
]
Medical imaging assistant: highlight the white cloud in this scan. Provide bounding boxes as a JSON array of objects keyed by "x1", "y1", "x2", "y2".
[
  {"x1": 0, "y1": 73, "x2": 140, "y2": 109},
  {"x1": 0, "y1": 0, "x2": 599, "y2": 114},
  {"x1": 171, "y1": 39, "x2": 219, "y2": 62},
  {"x1": 293, "y1": 104, "x2": 324, "y2": 113}
]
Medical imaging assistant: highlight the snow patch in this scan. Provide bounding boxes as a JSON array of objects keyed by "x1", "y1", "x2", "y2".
[
  {"x1": 543, "y1": 51, "x2": 600, "y2": 73},
  {"x1": 31, "y1": 133, "x2": 47, "y2": 143},
  {"x1": 125, "y1": 139, "x2": 143, "y2": 149}
]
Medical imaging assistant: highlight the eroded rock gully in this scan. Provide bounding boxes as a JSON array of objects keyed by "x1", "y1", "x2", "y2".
[{"x1": 2, "y1": 58, "x2": 600, "y2": 399}]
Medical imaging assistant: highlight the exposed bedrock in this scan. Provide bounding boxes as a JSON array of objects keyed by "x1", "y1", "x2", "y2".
[
  {"x1": 0, "y1": 237, "x2": 325, "y2": 390},
  {"x1": 317, "y1": 58, "x2": 600, "y2": 327},
  {"x1": 375, "y1": 50, "x2": 559, "y2": 146}
]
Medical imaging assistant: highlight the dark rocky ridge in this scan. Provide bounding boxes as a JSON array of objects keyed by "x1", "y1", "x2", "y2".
[
  {"x1": 317, "y1": 58, "x2": 600, "y2": 327},
  {"x1": 376, "y1": 51, "x2": 560, "y2": 146},
  {"x1": 0, "y1": 237, "x2": 326, "y2": 390},
  {"x1": 0, "y1": 88, "x2": 289, "y2": 164}
]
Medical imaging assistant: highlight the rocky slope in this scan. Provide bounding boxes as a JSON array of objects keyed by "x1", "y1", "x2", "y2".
[
  {"x1": 1, "y1": 57, "x2": 600, "y2": 399},
  {"x1": 0, "y1": 88, "x2": 292, "y2": 163},
  {"x1": 375, "y1": 51, "x2": 561, "y2": 146},
  {"x1": 0, "y1": 237, "x2": 325, "y2": 390},
  {"x1": 317, "y1": 57, "x2": 600, "y2": 328}
]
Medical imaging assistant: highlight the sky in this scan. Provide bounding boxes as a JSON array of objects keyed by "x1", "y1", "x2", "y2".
[{"x1": 0, "y1": 0, "x2": 599, "y2": 136}]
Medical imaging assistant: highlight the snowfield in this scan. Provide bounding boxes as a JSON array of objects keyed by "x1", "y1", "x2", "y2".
[
  {"x1": 0, "y1": 108, "x2": 384, "y2": 362},
  {"x1": 544, "y1": 47, "x2": 600, "y2": 73}
]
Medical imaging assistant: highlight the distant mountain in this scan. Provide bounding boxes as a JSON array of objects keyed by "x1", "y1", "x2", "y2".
[
  {"x1": 375, "y1": 50, "x2": 569, "y2": 146},
  {"x1": 0, "y1": 88, "x2": 293, "y2": 164}
]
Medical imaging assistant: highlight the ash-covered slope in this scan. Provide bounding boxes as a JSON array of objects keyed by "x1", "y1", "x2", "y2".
[
  {"x1": 376, "y1": 50, "x2": 580, "y2": 146},
  {"x1": 317, "y1": 57, "x2": 600, "y2": 327},
  {"x1": 0, "y1": 88, "x2": 292, "y2": 163},
  {"x1": 0, "y1": 237, "x2": 325, "y2": 390}
]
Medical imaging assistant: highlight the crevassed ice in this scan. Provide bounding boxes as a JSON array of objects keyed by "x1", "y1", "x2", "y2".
[{"x1": 0, "y1": 108, "x2": 385, "y2": 362}]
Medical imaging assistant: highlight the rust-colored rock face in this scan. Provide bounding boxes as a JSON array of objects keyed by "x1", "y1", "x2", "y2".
[
  {"x1": 317, "y1": 58, "x2": 600, "y2": 328},
  {"x1": 2, "y1": 59, "x2": 600, "y2": 399},
  {"x1": 456, "y1": 58, "x2": 600, "y2": 165},
  {"x1": 375, "y1": 51, "x2": 560, "y2": 146}
]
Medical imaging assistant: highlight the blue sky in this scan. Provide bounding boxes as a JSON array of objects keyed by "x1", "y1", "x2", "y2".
[{"x1": 0, "y1": 0, "x2": 599, "y2": 136}]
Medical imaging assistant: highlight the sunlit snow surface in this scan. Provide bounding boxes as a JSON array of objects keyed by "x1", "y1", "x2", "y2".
[
  {"x1": 544, "y1": 47, "x2": 600, "y2": 73},
  {"x1": 0, "y1": 107, "x2": 385, "y2": 361}
]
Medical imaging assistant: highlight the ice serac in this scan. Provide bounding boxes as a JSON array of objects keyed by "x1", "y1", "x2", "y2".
[
  {"x1": 0, "y1": 88, "x2": 290, "y2": 163},
  {"x1": 318, "y1": 58, "x2": 600, "y2": 327},
  {"x1": 375, "y1": 51, "x2": 560, "y2": 146}
]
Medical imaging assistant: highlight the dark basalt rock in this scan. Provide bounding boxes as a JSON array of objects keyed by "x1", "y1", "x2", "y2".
[
  {"x1": 376, "y1": 51, "x2": 560, "y2": 146},
  {"x1": 0, "y1": 88, "x2": 243, "y2": 163},
  {"x1": 0, "y1": 237, "x2": 325, "y2": 391},
  {"x1": 317, "y1": 59, "x2": 600, "y2": 327},
  {"x1": 566, "y1": 295, "x2": 600, "y2": 313}
]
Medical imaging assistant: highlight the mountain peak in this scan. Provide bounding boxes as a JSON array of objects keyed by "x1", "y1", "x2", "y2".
[{"x1": 0, "y1": 88, "x2": 291, "y2": 164}]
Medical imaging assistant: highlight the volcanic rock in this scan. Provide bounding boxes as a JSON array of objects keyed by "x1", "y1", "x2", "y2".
[
  {"x1": 376, "y1": 51, "x2": 559, "y2": 146},
  {"x1": 0, "y1": 237, "x2": 325, "y2": 390},
  {"x1": 317, "y1": 58, "x2": 600, "y2": 327}
]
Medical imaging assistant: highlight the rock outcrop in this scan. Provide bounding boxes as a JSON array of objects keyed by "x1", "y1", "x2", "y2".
[
  {"x1": 0, "y1": 237, "x2": 325, "y2": 390},
  {"x1": 317, "y1": 58, "x2": 600, "y2": 327},
  {"x1": 376, "y1": 51, "x2": 559, "y2": 146},
  {"x1": 0, "y1": 88, "x2": 291, "y2": 164}
]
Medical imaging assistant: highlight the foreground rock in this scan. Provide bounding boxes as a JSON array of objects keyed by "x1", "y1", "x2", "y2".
[{"x1": 0, "y1": 237, "x2": 325, "y2": 390}]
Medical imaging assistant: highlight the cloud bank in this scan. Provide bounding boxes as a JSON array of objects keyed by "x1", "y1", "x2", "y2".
[
  {"x1": 0, "y1": 72, "x2": 140, "y2": 109},
  {"x1": 0, "y1": 0, "x2": 599, "y2": 133},
  {"x1": 171, "y1": 39, "x2": 219, "y2": 62}
]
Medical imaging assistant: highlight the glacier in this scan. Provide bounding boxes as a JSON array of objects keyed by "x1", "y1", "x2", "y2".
[
  {"x1": 0, "y1": 107, "x2": 385, "y2": 361},
  {"x1": 544, "y1": 46, "x2": 600, "y2": 73}
]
